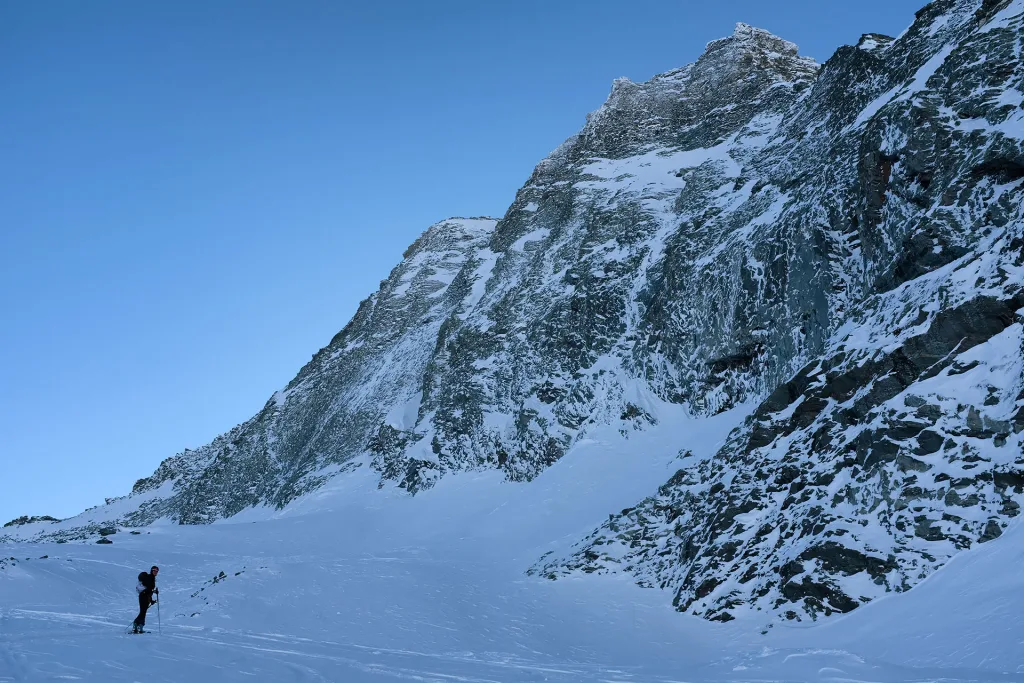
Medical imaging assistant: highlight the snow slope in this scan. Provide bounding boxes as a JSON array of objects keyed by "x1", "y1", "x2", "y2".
[{"x1": 2, "y1": 411, "x2": 1022, "y2": 681}]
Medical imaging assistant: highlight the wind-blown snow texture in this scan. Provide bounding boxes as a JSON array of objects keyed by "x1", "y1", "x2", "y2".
[{"x1": 5, "y1": 0, "x2": 1024, "y2": 628}]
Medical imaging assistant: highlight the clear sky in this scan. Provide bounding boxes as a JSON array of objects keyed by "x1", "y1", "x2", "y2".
[{"x1": 0, "y1": 0, "x2": 926, "y2": 524}]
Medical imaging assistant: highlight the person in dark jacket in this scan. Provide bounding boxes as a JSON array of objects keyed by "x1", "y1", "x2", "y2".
[{"x1": 132, "y1": 566, "x2": 159, "y2": 633}]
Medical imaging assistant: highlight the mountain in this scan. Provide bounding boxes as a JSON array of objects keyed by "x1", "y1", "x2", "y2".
[
  {"x1": 5, "y1": 0, "x2": 1023, "y2": 628},
  {"x1": 532, "y1": 0, "x2": 1024, "y2": 623}
]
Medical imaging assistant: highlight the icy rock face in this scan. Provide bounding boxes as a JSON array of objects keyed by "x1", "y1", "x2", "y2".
[
  {"x1": 388, "y1": 22, "x2": 822, "y2": 488},
  {"x1": 10, "y1": 0, "x2": 1024, "y2": 625},
  {"x1": 535, "y1": 0, "x2": 1024, "y2": 622},
  {"x1": 126, "y1": 217, "x2": 500, "y2": 523}
]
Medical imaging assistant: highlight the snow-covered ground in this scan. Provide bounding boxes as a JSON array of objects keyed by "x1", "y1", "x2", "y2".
[{"x1": 3, "y1": 411, "x2": 1023, "y2": 681}]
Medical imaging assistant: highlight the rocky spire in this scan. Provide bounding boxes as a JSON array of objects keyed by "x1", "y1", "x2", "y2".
[
  {"x1": 693, "y1": 22, "x2": 819, "y2": 89},
  {"x1": 571, "y1": 23, "x2": 818, "y2": 161},
  {"x1": 707, "y1": 22, "x2": 800, "y2": 54}
]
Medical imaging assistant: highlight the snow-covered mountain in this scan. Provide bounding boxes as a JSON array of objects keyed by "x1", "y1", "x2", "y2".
[
  {"x1": 5, "y1": 0, "x2": 1024, "y2": 631},
  {"x1": 533, "y1": 0, "x2": 1024, "y2": 623}
]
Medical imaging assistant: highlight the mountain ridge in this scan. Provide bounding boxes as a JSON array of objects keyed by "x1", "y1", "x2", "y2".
[{"x1": 6, "y1": 0, "x2": 1024, "y2": 626}]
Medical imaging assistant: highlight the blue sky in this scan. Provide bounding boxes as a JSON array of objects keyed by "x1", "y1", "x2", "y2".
[{"x1": 0, "y1": 0, "x2": 925, "y2": 523}]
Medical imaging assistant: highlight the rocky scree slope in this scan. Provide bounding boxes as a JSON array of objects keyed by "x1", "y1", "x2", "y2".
[{"x1": 7, "y1": 0, "x2": 1024, "y2": 624}]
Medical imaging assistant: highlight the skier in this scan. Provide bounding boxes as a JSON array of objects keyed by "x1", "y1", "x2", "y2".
[{"x1": 132, "y1": 565, "x2": 159, "y2": 633}]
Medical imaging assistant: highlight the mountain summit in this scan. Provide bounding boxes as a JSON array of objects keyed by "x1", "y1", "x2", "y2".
[{"x1": 702, "y1": 22, "x2": 818, "y2": 77}]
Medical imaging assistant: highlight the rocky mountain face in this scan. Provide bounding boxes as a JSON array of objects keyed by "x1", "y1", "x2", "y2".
[
  {"x1": 534, "y1": 0, "x2": 1024, "y2": 622},
  {"x1": 7, "y1": 0, "x2": 1023, "y2": 624},
  {"x1": 127, "y1": 216, "x2": 500, "y2": 523}
]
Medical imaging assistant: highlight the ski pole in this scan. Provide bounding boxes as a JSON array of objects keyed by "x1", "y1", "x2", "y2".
[{"x1": 157, "y1": 596, "x2": 161, "y2": 635}]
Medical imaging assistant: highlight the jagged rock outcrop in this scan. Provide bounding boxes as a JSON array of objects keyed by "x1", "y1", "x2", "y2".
[
  {"x1": 7, "y1": 0, "x2": 1023, "y2": 625},
  {"x1": 3, "y1": 515, "x2": 60, "y2": 528},
  {"x1": 536, "y1": 240, "x2": 1024, "y2": 621}
]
